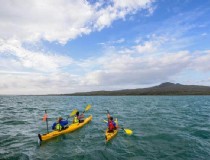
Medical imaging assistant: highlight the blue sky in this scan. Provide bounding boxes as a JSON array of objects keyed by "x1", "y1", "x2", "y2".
[{"x1": 0, "y1": 0, "x2": 210, "y2": 95}]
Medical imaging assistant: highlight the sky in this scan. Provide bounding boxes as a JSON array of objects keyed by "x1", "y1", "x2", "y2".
[{"x1": 0, "y1": 0, "x2": 210, "y2": 95}]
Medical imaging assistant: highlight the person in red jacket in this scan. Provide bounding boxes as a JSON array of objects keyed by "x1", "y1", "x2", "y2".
[{"x1": 107, "y1": 111, "x2": 117, "y2": 132}]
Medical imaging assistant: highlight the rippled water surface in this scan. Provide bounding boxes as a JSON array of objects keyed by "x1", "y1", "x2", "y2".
[{"x1": 1, "y1": 96, "x2": 210, "y2": 160}]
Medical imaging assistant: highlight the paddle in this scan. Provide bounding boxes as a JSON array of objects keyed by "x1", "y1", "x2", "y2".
[
  {"x1": 70, "y1": 109, "x2": 78, "y2": 117},
  {"x1": 83, "y1": 104, "x2": 91, "y2": 113},
  {"x1": 121, "y1": 128, "x2": 133, "y2": 135},
  {"x1": 69, "y1": 104, "x2": 91, "y2": 117},
  {"x1": 65, "y1": 109, "x2": 77, "y2": 122}
]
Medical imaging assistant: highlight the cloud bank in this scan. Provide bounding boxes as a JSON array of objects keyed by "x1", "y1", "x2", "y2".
[
  {"x1": 0, "y1": 0, "x2": 153, "y2": 44},
  {"x1": 0, "y1": 0, "x2": 210, "y2": 95}
]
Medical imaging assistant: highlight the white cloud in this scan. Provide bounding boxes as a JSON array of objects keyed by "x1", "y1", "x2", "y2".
[
  {"x1": 114, "y1": 38, "x2": 125, "y2": 44},
  {"x1": 0, "y1": 0, "x2": 93, "y2": 44},
  {"x1": 81, "y1": 50, "x2": 191, "y2": 86},
  {"x1": 0, "y1": 0, "x2": 154, "y2": 44},
  {"x1": 201, "y1": 33, "x2": 207, "y2": 36},
  {"x1": 94, "y1": 0, "x2": 154, "y2": 30},
  {"x1": 135, "y1": 41, "x2": 156, "y2": 53},
  {"x1": 0, "y1": 72, "x2": 80, "y2": 95},
  {"x1": 0, "y1": 39, "x2": 72, "y2": 72},
  {"x1": 132, "y1": 34, "x2": 172, "y2": 54},
  {"x1": 98, "y1": 38, "x2": 125, "y2": 46},
  {"x1": 191, "y1": 50, "x2": 210, "y2": 71}
]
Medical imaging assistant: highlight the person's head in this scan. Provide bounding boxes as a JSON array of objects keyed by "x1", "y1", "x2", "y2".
[
  {"x1": 76, "y1": 111, "x2": 79, "y2": 116},
  {"x1": 109, "y1": 116, "x2": 113, "y2": 121},
  {"x1": 57, "y1": 117, "x2": 62, "y2": 122}
]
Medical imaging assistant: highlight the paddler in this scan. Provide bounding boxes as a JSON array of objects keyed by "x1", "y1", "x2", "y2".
[
  {"x1": 52, "y1": 117, "x2": 68, "y2": 131},
  {"x1": 107, "y1": 111, "x2": 117, "y2": 132},
  {"x1": 73, "y1": 111, "x2": 84, "y2": 123}
]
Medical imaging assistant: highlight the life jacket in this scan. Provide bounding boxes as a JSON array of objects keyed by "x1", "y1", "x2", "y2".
[
  {"x1": 73, "y1": 116, "x2": 79, "y2": 123},
  {"x1": 55, "y1": 123, "x2": 62, "y2": 131},
  {"x1": 108, "y1": 121, "x2": 115, "y2": 131}
]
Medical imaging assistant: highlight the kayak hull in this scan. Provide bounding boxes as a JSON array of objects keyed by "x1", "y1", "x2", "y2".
[
  {"x1": 38, "y1": 115, "x2": 92, "y2": 142},
  {"x1": 105, "y1": 129, "x2": 118, "y2": 142}
]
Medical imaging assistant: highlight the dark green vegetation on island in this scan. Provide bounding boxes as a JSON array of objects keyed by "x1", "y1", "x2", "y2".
[{"x1": 59, "y1": 82, "x2": 210, "y2": 96}]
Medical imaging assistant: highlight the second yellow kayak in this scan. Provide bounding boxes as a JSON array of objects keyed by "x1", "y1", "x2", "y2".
[{"x1": 105, "y1": 119, "x2": 118, "y2": 142}]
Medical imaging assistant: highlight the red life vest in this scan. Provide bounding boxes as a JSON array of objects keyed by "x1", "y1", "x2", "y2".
[{"x1": 108, "y1": 121, "x2": 115, "y2": 130}]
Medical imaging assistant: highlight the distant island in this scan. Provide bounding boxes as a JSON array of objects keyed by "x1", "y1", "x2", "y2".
[{"x1": 55, "y1": 82, "x2": 210, "y2": 96}]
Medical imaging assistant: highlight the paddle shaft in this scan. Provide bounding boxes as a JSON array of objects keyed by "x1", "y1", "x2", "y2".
[
  {"x1": 45, "y1": 110, "x2": 49, "y2": 133},
  {"x1": 107, "y1": 110, "x2": 110, "y2": 114}
]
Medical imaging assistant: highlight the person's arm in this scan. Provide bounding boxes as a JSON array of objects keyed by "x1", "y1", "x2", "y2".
[
  {"x1": 107, "y1": 110, "x2": 111, "y2": 119},
  {"x1": 113, "y1": 121, "x2": 118, "y2": 128},
  {"x1": 52, "y1": 122, "x2": 56, "y2": 130},
  {"x1": 107, "y1": 113, "x2": 111, "y2": 119},
  {"x1": 78, "y1": 114, "x2": 84, "y2": 119}
]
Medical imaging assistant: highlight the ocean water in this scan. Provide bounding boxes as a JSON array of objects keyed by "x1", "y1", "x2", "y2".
[{"x1": 0, "y1": 96, "x2": 210, "y2": 160}]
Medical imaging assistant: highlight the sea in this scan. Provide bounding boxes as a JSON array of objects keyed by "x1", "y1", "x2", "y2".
[{"x1": 0, "y1": 96, "x2": 210, "y2": 160}]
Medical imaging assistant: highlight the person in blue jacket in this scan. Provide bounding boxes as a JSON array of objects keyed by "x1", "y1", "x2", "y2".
[{"x1": 52, "y1": 117, "x2": 68, "y2": 131}]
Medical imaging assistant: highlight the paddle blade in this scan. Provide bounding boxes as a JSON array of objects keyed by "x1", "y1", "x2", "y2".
[
  {"x1": 103, "y1": 119, "x2": 108, "y2": 123},
  {"x1": 70, "y1": 109, "x2": 78, "y2": 117},
  {"x1": 42, "y1": 114, "x2": 48, "y2": 121},
  {"x1": 124, "y1": 129, "x2": 133, "y2": 135},
  {"x1": 85, "y1": 104, "x2": 91, "y2": 112}
]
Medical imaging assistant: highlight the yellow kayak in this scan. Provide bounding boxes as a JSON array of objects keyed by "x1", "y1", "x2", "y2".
[
  {"x1": 105, "y1": 119, "x2": 118, "y2": 142},
  {"x1": 38, "y1": 115, "x2": 92, "y2": 142}
]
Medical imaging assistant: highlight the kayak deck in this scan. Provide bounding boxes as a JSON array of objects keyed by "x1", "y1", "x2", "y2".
[{"x1": 38, "y1": 115, "x2": 92, "y2": 142}]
